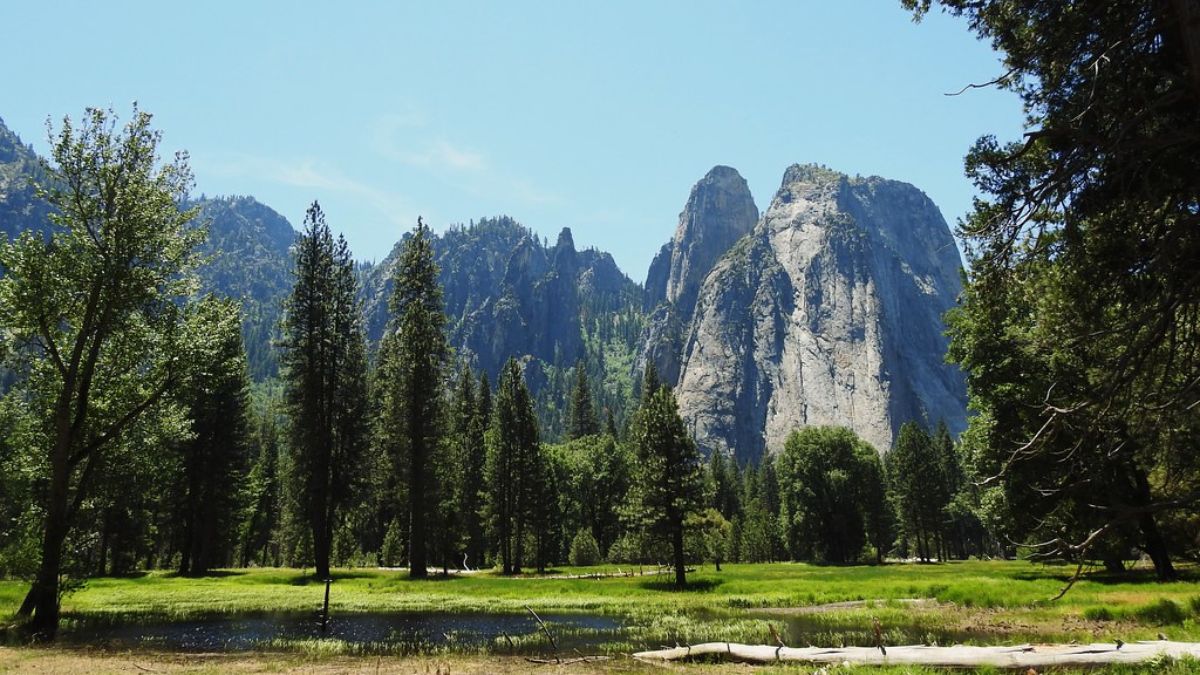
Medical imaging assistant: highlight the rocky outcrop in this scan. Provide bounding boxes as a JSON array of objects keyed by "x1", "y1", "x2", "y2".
[
  {"x1": 640, "y1": 166, "x2": 759, "y2": 385},
  {"x1": 190, "y1": 196, "x2": 297, "y2": 379},
  {"x1": 668, "y1": 164, "x2": 967, "y2": 460},
  {"x1": 0, "y1": 117, "x2": 53, "y2": 242},
  {"x1": 362, "y1": 217, "x2": 641, "y2": 381}
]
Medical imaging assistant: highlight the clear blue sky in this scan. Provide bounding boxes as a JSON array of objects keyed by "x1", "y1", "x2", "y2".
[{"x1": 3, "y1": 1, "x2": 1023, "y2": 278}]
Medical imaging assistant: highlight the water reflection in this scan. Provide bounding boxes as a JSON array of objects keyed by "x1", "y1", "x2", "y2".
[{"x1": 58, "y1": 611, "x2": 622, "y2": 652}]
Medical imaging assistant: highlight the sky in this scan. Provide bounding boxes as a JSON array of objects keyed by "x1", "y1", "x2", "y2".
[{"x1": 2, "y1": 1, "x2": 1025, "y2": 278}]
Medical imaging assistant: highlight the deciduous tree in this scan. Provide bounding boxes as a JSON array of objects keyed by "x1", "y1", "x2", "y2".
[{"x1": 0, "y1": 107, "x2": 201, "y2": 638}]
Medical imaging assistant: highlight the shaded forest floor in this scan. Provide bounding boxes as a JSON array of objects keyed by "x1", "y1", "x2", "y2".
[{"x1": 3, "y1": 560, "x2": 1200, "y2": 671}]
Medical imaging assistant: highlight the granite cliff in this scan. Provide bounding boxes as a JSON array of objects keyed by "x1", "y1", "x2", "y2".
[
  {"x1": 641, "y1": 166, "x2": 759, "y2": 386},
  {"x1": 645, "y1": 164, "x2": 967, "y2": 460}
]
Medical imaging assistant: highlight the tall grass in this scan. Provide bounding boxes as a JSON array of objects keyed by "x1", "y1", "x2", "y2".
[{"x1": 3, "y1": 560, "x2": 1199, "y2": 650}]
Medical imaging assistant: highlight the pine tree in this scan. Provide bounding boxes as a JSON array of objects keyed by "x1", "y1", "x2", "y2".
[
  {"x1": 329, "y1": 234, "x2": 371, "y2": 560},
  {"x1": 887, "y1": 422, "x2": 948, "y2": 562},
  {"x1": 708, "y1": 452, "x2": 741, "y2": 521},
  {"x1": 377, "y1": 218, "x2": 450, "y2": 579},
  {"x1": 913, "y1": 0, "x2": 1200, "y2": 580},
  {"x1": 380, "y1": 517, "x2": 404, "y2": 567},
  {"x1": 486, "y1": 358, "x2": 541, "y2": 574},
  {"x1": 566, "y1": 360, "x2": 600, "y2": 440},
  {"x1": 174, "y1": 297, "x2": 253, "y2": 575},
  {"x1": 625, "y1": 384, "x2": 704, "y2": 588},
  {"x1": 280, "y1": 202, "x2": 368, "y2": 579},
  {"x1": 240, "y1": 399, "x2": 283, "y2": 567}
]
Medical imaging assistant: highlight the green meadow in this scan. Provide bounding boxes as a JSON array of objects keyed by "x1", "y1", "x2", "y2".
[{"x1": 5, "y1": 559, "x2": 1200, "y2": 673}]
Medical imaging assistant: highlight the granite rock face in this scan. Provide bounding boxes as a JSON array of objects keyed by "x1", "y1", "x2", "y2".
[
  {"x1": 654, "y1": 164, "x2": 966, "y2": 460},
  {"x1": 362, "y1": 217, "x2": 640, "y2": 381},
  {"x1": 640, "y1": 166, "x2": 759, "y2": 385}
]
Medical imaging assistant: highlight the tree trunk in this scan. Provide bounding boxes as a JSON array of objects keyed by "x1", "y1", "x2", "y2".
[
  {"x1": 514, "y1": 519, "x2": 524, "y2": 575},
  {"x1": 409, "y1": 443, "x2": 427, "y2": 579},
  {"x1": 1169, "y1": 0, "x2": 1200, "y2": 110},
  {"x1": 25, "y1": 513, "x2": 68, "y2": 639},
  {"x1": 1130, "y1": 465, "x2": 1176, "y2": 581},
  {"x1": 673, "y1": 515, "x2": 686, "y2": 589},
  {"x1": 1139, "y1": 513, "x2": 1176, "y2": 581},
  {"x1": 96, "y1": 517, "x2": 109, "y2": 577},
  {"x1": 311, "y1": 512, "x2": 331, "y2": 579},
  {"x1": 21, "y1": 417, "x2": 74, "y2": 639},
  {"x1": 1103, "y1": 556, "x2": 1126, "y2": 574}
]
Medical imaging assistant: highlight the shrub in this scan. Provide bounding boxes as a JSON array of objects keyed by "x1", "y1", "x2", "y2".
[
  {"x1": 1084, "y1": 606, "x2": 1115, "y2": 621},
  {"x1": 1134, "y1": 598, "x2": 1187, "y2": 625},
  {"x1": 569, "y1": 528, "x2": 602, "y2": 567}
]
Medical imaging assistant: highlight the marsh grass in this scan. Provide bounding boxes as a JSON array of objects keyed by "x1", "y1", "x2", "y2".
[{"x1": 3, "y1": 560, "x2": 1200, "y2": 660}]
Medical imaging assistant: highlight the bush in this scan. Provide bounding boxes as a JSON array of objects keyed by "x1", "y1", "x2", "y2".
[
  {"x1": 1083, "y1": 606, "x2": 1115, "y2": 621},
  {"x1": 606, "y1": 531, "x2": 670, "y2": 564},
  {"x1": 569, "y1": 528, "x2": 602, "y2": 567},
  {"x1": 1134, "y1": 598, "x2": 1187, "y2": 625}
]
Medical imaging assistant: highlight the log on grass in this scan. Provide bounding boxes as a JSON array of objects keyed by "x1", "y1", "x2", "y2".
[{"x1": 632, "y1": 641, "x2": 1200, "y2": 668}]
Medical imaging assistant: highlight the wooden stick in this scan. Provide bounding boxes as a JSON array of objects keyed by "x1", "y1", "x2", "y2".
[
  {"x1": 321, "y1": 577, "x2": 331, "y2": 632},
  {"x1": 525, "y1": 656, "x2": 611, "y2": 665},
  {"x1": 526, "y1": 605, "x2": 559, "y2": 663}
]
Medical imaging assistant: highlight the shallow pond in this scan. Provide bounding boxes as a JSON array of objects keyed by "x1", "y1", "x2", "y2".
[{"x1": 56, "y1": 611, "x2": 623, "y2": 653}]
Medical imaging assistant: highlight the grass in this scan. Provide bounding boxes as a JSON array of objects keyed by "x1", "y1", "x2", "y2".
[
  {"x1": 3, "y1": 560, "x2": 1200, "y2": 670},
  {"x1": 2, "y1": 648, "x2": 1200, "y2": 674}
]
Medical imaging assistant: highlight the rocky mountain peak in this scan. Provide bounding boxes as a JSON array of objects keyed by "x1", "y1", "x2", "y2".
[
  {"x1": 555, "y1": 226, "x2": 575, "y2": 251},
  {"x1": 665, "y1": 165, "x2": 759, "y2": 313},
  {"x1": 669, "y1": 163, "x2": 967, "y2": 461},
  {"x1": 640, "y1": 166, "x2": 760, "y2": 387}
]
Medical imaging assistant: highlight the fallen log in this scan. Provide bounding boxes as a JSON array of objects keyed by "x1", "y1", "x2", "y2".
[{"x1": 632, "y1": 640, "x2": 1200, "y2": 668}]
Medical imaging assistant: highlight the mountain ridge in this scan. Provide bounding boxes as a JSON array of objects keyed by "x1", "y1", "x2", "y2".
[{"x1": 0, "y1": 115, "x2": 966, "y2": 452}]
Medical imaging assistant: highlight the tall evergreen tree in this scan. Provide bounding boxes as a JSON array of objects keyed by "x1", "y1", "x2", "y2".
[
  {"x1": 448, "y1": 367, "x2": 487, "y2": 569},
  {"x1": 0, "y1": 107, "x2": 202, "y2": 638},
  {"x1": 910, "y1": 0, "x2": 1200, "y2": 579},
  {"x1": 280, "y1": 202, "x2": 368, "y2": 579},
  {"x1": 240, "y1": 397, "x2": 283, "y2": 567},
  {"x1": 625, "y1": 384, "x2": 704, "y2": 588},
  {"x1": 708, "y1": 451, "x2": 741, "y2": 521},
  {"x1": 566, "y1": 360, "x2": 600, "y2": 440},
  {"x1": 377, "y1": 218, "x2": 449, "y2": 579},
  {"x1": 486, "y1": 358, "x2": 541, "y2": 574},
  {"x1": 886, "y1": 422, "x2": 949, "y2": 562},
  {"x1": 174, "y1": 297, "x2": 252, "y2": 575}
]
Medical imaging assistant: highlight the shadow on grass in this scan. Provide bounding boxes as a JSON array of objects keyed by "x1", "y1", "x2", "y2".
[
  {"x1": 398, "y1": 572, "x2": 467, "y2": 583},
  {"x1": 288, "y1": 570, "x2": 381, "y2": 585},
  {"x1": 1012, "y1": 566, "x2": 1196, "y2": 585},
  {"x1": 88, "y1": 570, "x2": 151, "y2": 580},
  {"x1": 162, "y1": 570, "x2": 245, "y2": 579},
  {"x1": 639, "y1": 578, "x2": 724, "y2": 592}
]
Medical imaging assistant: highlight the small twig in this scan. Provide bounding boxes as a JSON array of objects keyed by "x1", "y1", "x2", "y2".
[
  {"x1": 131, "y1": 664, "x2": 158, "y2": 673},
  {"x1": 1052, "y1": 560, "x2": 1086, "y2": 601},
  {"x1": 526, "y1": 605, "x2": 559, "y2": 663},
  {"x1": 525, "y1": 656, "x2": 611, "y2": 665},
  {"x1": 769, "y1": 623, "x2": 786, "y2": 647},
  {"x1": 945, "y1": 67, "x2": 1018, "y2": 96}
]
